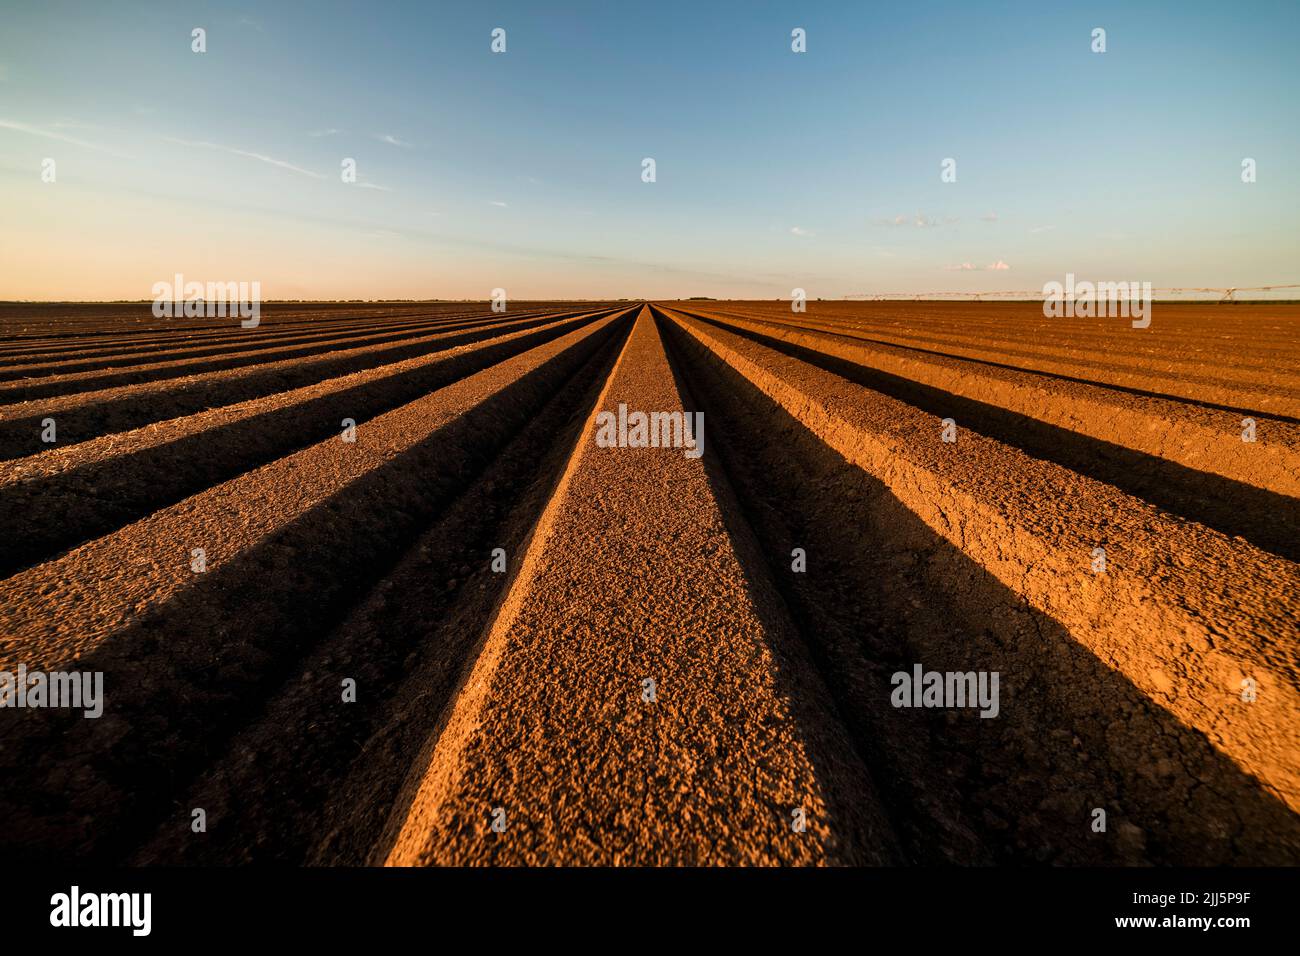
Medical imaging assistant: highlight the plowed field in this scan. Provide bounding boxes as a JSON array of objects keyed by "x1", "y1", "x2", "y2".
[{"x1": 2, "y1": 300, "x2": 1296, "y2": 866}]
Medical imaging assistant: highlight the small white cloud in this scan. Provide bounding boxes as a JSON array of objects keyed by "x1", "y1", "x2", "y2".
[
  {"x1": 981, "y1": 211, "x2": 998, "y2": 222},
  {"x1": 790, "y1": 226, "x2": 814, "y2": 237},
  {"x1": 1029, "y1": 224, "x2": 1055, "y2": 234},
  {"x1": 358, "y1": 181, "x2": 391, "y2": 191},
  {"x1": 0, "y1": 118, "x2": 132, "y2": 158},
  {"x1": 489, "y1": 200, "x2": 508, "y2": 207},
  {"x1": 236, "y1": 16, "x2": 264, "y2": 32},
  {"x1": 309, "y1": 128, "x2": 341, "y2": 137},
  {"x1": 987, "y1": 260, "x2": 1011, "y2": 270},
  {"x1": 162, "y1": 135, "x2": 323, "y2": 179},
  {"x1": 377, "y1": 133, "x2": 411, "y2": 147},
  {"x1": 944, "y1": 262, "x2": 977, "y2": 271},
  {"x1": 876, "y1": 213, "x2": 956, "y2": 228}
]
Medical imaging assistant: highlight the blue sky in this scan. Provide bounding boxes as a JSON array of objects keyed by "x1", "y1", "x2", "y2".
[{"x1": 1, "y1": 0, "x2": 1297, "y2": 299}]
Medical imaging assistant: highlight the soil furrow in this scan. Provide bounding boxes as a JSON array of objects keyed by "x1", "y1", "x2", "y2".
[
  {"x1": 0, "y1": 308, "x2": 559, "y2": 380},
  {"x1": 658, "y1": 305, "x2": 1300, "y2": 865},
  {"x1": 0, "y1": 308, "x2": 597, "y2": 458},
  {"x1": 662, "y1": 307, "x2": 1300, "y2": 818},
  {"x1": 0, "y1": 309, "x2": 622, "y2": 577},
  {"x1": 0, "y1": 302, "x2": 606, "y2": 347},
  {"x1": 681, "y1": 308, "x2": 1300, "y2": 561},
  {"x1": 709, "y1": 304, "x2": 1300, "y2": 409},
  {"x1": 0, "y1": 311, "x2": 628, "y2": 862},
  {"x1": 382, "y1": 308, "x2": 899, "y2": 866},
  {"x1": 0, "y1": 311, "x2": 562, "y2": 401},
  {"x1": 130, "y1": 318, "x2": 632, "y2": 865},
  {"x1": 704, "y1": 306, "x2": 1300, "y2": 419}
]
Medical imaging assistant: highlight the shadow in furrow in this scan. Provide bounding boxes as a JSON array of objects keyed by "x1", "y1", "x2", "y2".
[
  {"x1": 657, "y1": 307, "x2": 1300, "y2": 866},
  {"x1": 687, "y1": 312, "x2": 1300, "y2": 565},
  {"x1": 0, "y1": 314, "x2": 630, "y2": 865},
  {"x1": 0, "y1": 312, "x2": 609, "y2": 578},
  {"x1": 649, "y1": 311, "x2": 903, "y2": 866},
  {"x1": 0, "y1": 310, "x2": 587, "y2": 460},
  {"x1": 0, "y1": 310, "x2": 538, "y2": 381},
  {"x1": 721, "y1": 311, "x2": 1300, "y2": 423},
  {"x1": 130, "y1": 320, "x2": 632, "y2": 865}
]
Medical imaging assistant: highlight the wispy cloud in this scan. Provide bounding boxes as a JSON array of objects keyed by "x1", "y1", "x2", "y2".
[
  {"x1": 980, "y1": 211, "x2": 998, "y2": 222},
  {"x1": 309, "y1": 128, "x2": 341, "y2": 137},
  {"x1": 162, "y1": 136, "x2": 324, "y2": 179},
  {"x1": 944, "y1": 260, "x2": 1011, "y2": 271},
  {"x1": 489, "y1": 200, "x2": 508, "y2": 207},
  {"x1": 1029, "y1": 224, "x2": 1055, "y2": 235},
  {"x1": 358, "y1": 181, "x2": 391, "y2": 192},
  {"x1": 877, "y1": 213, "x2": 958, "y2": 228},
  {"x1": 0, "y1": 118, "x2": 133, "y2": 158},
  {"x1": 236, "y1": 15, "x2": 264, "y2": 32},
  {"x1": 376, "y1": 133, "x2": 411, "y2": 147},
  {"x1": 790, "y1": 226, "x2": 814, "y2": 238}
]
